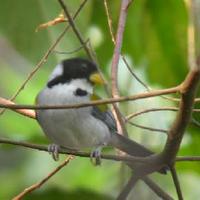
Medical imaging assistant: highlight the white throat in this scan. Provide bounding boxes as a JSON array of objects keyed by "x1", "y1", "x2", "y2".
[{"x1": 38, "y1": 78, "x2": 93, "y2": 105}]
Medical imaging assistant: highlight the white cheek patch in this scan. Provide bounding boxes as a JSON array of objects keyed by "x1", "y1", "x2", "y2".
[
  {"x1": 70, "y1": 79, "x2": 93, "y2": 94},
  {"x1": 48, "y1": 63, "x2": 63, "y2": 82}
]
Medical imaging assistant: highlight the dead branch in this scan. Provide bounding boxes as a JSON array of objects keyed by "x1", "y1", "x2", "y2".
[{"x1": 12, "y1": 156, "x2": 74, "y2": 200}]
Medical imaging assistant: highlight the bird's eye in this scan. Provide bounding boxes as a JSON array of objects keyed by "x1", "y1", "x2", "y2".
[
  {"x1": 81, "y1": 64, "x2": 88, "y2": 72},
  {"x1": 74, "y1": 88, "x2": 88, "y2": 96}
]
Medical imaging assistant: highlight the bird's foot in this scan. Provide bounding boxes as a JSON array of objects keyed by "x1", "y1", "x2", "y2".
[
  {"x1": 90, "y1": 147, "x2": 102, "y2": 166},
  {"x1": 48, "y1": 144, "x2": 60, "y2": 161}
]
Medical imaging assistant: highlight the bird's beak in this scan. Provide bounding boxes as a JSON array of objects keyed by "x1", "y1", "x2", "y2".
[{"x1": 89, "y1": 72, "x2": 105, "y2": 85}]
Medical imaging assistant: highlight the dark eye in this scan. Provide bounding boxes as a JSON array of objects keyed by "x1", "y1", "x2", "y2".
[
  {"x1": 74, "y1": 88, "x2": 88, "y2": 96},
  {"x1": 81, "y1": 63, "x2": 87, "y2": 69}
]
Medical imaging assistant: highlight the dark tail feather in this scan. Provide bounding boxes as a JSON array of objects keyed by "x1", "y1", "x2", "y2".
[{"x1": 109, "y1": 133, "x2": 168, "y2": 174}]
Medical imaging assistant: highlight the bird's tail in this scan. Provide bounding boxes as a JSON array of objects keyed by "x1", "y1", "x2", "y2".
[{"x1": 109, "y1": 133, "x2": 167, "y2": 174}]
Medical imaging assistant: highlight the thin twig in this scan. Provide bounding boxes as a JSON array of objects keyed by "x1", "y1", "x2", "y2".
[
  {"x1": 1, "y1": 136, "x2": 173, "y2": 199},
  {"x1": 111, "y1": 67, "x2": 200, "y2": 189},
  {"x1": 1, "y1": 137, "x2": 200, "y2": 164},
  {"x1": 170, "y1": 166, "x2": 183, "y2": 200},
  {"x1": 103, "y1": 0, "x2": 115, "y2": 43},
  {"x1": 104, "y1": 0, "x2": 182, "y2": 107},
  {"x1": 104, "y1": 0, "x2": 151, "y2": 92},
  {"x1": 142, "y1": 177, "x2": 173, "y2": 200},
  {"x1": 103, "y1": 0, "x2": 175, "y2": 139},
  {"x1": 191, "y1": 117, "x2": 200, "y2": 128},
  {"x1": 104, "y1": 0, "x2": 132, "y2": 137},
  {"x1": 0, "y1": 98, "x2": 35, "y2": 119},
  {"x1": 192, "y1": 0, "x2": 200, "y2": 60},
  {"x1": 128, "y1": 121, "x2": 168, "y2": 134},
  {"x1": 0, "y1": 86, "x2": 179, "y2": 111},
  {"x1": 110, "y1": 0, "x2": 132, "y2": 97},
  {"x1": 104, "y1": 0, "x2": 150, "y2": 138},
  {"x1": 104, "y1": 0, "x2": 183, "y2": 104},
  {"x1": 58, "y1": 0, "x2": 94, "y2": 61},
  {"x1": 126, "y1": 107, "x2": 200, "y2": 127},
  {"x1": 110, "y1": 0, "x2": 133, "y2": 137},
  {"x1": 0, "y1": 0, "x2": 88, "y2": 116},
  {"x1": 186, "y1": 0, "x2": 196, "y2": 69},
  {"x1": 12, "y1": 156, "x2": 74, "y2": 200},
  {"x1": 126, "y1": 107, "x2": 178, "y2": 121},
  {"x1": 0, "y1": 138, "x2": 151, "y2": 163},
  {"x1": 176, "y1": 156, "x2": 200, "y2": 162},
  {"x1": 122, "y1": 55, "x2": 151, "y2": 90},
  {"x1": 53, "y1": 38, "x2": 89, "y2": 54},
  {"x1": 116, "y1": 174, "x2": 138, "y2": 200},
  {"x1": 58, "y1": 0, "x2": 110, "y2": 98}
]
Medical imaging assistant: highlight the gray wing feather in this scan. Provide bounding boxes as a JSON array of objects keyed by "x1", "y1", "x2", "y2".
[
  {"x1": 91, "y1": 107, "x2": 168, "y2": 174},
  {"x1": 91, "y1": 106, "x2": 117, "y2": 132}
]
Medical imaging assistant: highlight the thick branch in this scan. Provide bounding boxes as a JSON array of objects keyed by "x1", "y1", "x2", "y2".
[{"x1": 162, "y1": 68, "x2": 200, "y2": 163}]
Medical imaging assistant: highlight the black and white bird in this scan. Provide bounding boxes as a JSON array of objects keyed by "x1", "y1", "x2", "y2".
[{"x1": 36, "y1": 57, "x2": 165, "y2": 170}]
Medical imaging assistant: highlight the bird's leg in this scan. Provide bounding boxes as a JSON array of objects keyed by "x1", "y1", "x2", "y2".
[
  {"x1": 48, "y1": 144, "x2": 60, "y2": 161},
  {"x1": 90, "y1": 146, "x2": 102, "y2": 166}
]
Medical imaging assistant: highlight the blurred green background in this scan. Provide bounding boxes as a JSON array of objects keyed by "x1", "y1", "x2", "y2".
[{"x1": 0, "y1": 0, "x2": 199, "y2": 199}]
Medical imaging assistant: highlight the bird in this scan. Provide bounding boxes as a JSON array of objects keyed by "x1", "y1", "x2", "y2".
[{"x1": 36, "y1": 57, "x2": 167, "y2": 172}]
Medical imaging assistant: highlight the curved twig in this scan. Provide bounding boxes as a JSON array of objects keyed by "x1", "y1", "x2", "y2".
[{"x1": 12, "y1": 156, "x2": 74, "y2": 200}]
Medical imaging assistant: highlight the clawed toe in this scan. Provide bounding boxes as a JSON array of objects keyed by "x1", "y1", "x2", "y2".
[
  {"x1": 90, "y1": 147, "x2": 102, "y2": 166},
  {"x1": 48, "y1": 144, "x2": 60, "y2": 161}
]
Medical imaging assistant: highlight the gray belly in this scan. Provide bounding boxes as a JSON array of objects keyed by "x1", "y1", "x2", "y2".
[{"x1": 37, "y1": 108, "x2": 111, "y2": 150}]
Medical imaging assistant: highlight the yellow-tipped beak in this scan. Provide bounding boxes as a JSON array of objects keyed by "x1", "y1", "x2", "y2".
[{"x1": 89, "y1": 72, "x2": 105, "y2": 85}]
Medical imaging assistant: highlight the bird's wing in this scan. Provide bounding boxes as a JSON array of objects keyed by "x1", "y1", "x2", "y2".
[
  {"x1": 90, "y1": 95, "x2": 167, "y2": 174},
  {"x1": 91, "y1": 106, "x2": 117, "y2": 132},
  {"x1": 90, "y1": 93, "x2": 117, "y2": 132}
]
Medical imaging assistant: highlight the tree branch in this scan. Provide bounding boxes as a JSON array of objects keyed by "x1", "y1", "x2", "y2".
[
  {"x1": 162, "y1": 68, "x2": 200, "y2": 163},
  {"x1": 0, "y1": 98, "x2": 35, "y2": 119},
  {"x1": 170, "y1": 166, "x2": 183, "y2": 200},
  {"x1": 128, "y1": 121, "x2": 168, "y2": 134},
  {"x1": 0, "y1": 86, "x2": 179, "y2": 112},
  {"x1": 126, "y1": 107, "x2": 178, "y2": 121},
  {"x1": 0, "y1": 138, "x2": 151, "y2": 164},
  {"x1": 176, "y1": 156, "x2": 200, "y2": 162},
  {"x1": 116, "y1": 174, "x2": 138, "y2": 200},
  {"x1": 13, "y1": 156, "x2": 74, "y2": 200},
  {"x1": 111, "y1": 0, "x2": 132, "y2": 98},
  {"x1": 109, "y1": 0, "x2": 133, "y2": 137},
  {"x1": 103, "y1": 0, "x2": 151, "y2": 137},
  {"x1": 142, "y1": 177, "x2": 173, "y2": 200},
  {"x1": 0, "y1": 0, "x2": 88, "y2": 116},
  {"x1": 193, "y1": 0, "x2": 200, "y2": 58},
  {"x1": 57, "y1": 0, "x2": 94, "y2": 61}
]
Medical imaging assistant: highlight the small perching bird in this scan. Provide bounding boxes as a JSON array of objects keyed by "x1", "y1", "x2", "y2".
[{"x1": 36, "y1": 57, "x2": 166, "y2": 170}]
